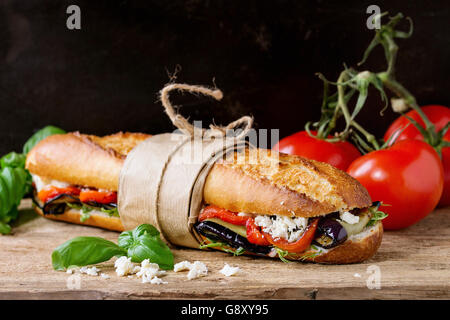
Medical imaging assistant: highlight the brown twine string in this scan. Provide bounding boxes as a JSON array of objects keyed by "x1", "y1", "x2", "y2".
[{"x1": 159, "y1": 83, "x2": 253, "y2": 140}]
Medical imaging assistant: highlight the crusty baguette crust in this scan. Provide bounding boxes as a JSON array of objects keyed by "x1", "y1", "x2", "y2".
[
  {"x1": 198, "y1": 222, "x2": 383, "y2": 264},
  {"x1": 293, "y1": 222, "x2": 383, "y2": 264},
  {"x1": 34, "y1": 206, "x2": 124, "y2": 232},
  {"x1": 25, "y1": 132, "x2": 150, "y2": 191},
  {"x1": 204, "y1": 148, "x2": 372, "y2": 217}
]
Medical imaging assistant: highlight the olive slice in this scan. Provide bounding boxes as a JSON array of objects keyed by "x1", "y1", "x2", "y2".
[{"x1": 313, "y1": 218, "x2": 348, "y2": 249}]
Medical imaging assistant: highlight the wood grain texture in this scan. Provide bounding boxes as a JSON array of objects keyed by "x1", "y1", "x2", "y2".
[{"x1": 0, "y1": 200, "x2": 449, "y2": 300}]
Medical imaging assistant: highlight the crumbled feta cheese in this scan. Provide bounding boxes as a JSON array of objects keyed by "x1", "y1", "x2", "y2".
[
  {"x1": 340, "y1": 211, "x2": 360, "y2": 224},
  {"x1": 219, "y1": 264, "x2": 240, "y2": 277},
  {"x1": 79, "y1": 266, "x2": 100, "y2": 276},
  {"x1": 174, "y1": 261, "x2": 192, "y2": 272},
  {"x1": 135, "y1": 259, "x2": 167, "y2": 284},
  {"x1": 136, "y1": 259, "x2": 164, "y2": 279},
  {"x1": 254, "y1": 214, "x2": 308, "y2": 242},
  {"x1": 100, "y1": 273, "x2": 110, "y2": 279},
  {"x1": 187, "y1": 261, "x2": 208, "y2": 280},
  {"x1": 141, "y1": 275, "x2": 168, "y2": 284},
  {"x1": 66, "y1": 269, "x2": 74, "y2": 274},
  {"x1": 353, "y1": 273, "x2": 362, "y2": 278},
  {"x1": 31, "y1": 174, "x2": 70, "y2": 192},
  {"x1": 114, "y1": 256, "x2": 136, "y2": 277},
  {"x1": 173, "y1": 260, "x2": 208, "y2": 280}
]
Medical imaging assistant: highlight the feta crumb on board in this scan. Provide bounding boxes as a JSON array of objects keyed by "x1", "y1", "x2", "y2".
[
  {"x1": 220, "y1": 264, "x2": 240, "y2": 277},
  {"x1": 340, "y1": 211, "x2": 360, "y2": 224},
  {"x1": 353, "y1": 273, "x2": 362, "y2": 278},
  {"x1": 100, "y1": 273, "x2": 110, "y2": 279},
  {"x1": 113, "y1": 257, "x2": 168, "y2": 284},
  {"x1": 114, "y1": 256, "x2": 136, "y2": 276},
  {"x1": 174, "y1": 261, "x2": 192, "y2": 272},
  {"x1": 79, "y1": 266, "x2": 100, "y2": 276},
  {"x1": 174, "y1": 260, "x2": 208, "y2": 280},
  {"x1": 187, "y1": 261, "x2": 208, "y2": 280},
  {"x1": 142, "y1": 276, "x2": 168, "y2": 285}
]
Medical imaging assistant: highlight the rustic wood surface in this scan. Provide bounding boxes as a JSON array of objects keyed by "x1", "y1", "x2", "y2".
[{"x1": 1, "y1": 200, "x2": 449, "y2": 300}]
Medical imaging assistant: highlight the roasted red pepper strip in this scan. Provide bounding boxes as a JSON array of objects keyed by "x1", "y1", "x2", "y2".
[
  {"x1": 79, "y1": 190, "x2": 117, "y2": 204},
  {"x1": 246, "y1": 218, "x2": 271, "y2": 246},
  {"x1": 263, "y1": 218, "x2": 319, "y2": 253},
  {"x1": 199, "y1": 205, "x2": 250, "y2": 226},
  {"x1": 37, "y1": 186, "x2": 81, "y2": 203}
]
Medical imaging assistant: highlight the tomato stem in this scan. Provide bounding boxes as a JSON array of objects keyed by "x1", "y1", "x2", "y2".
[{"x1": 305, "y1": 12, "x2": 442, "y2": 154}]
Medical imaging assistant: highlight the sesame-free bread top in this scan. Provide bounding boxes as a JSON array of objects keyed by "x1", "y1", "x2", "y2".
[
  {"x1": 25, "y1": 132, "x2": 150, "y2": 191},
  {"x1": 203, "y1": 148, "x2": 372, "y2": 218}
]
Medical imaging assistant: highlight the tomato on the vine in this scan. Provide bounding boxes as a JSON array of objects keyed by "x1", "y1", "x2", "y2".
[
  {"x1": 273, "y1": 131, "x2": 361, "y2": 171},
  {"x1": 384, "y1": 105, "x2": 450, "y2": 206},
  {"x1": 347, "y1": 139, "x2": 444, "y2": 230}
]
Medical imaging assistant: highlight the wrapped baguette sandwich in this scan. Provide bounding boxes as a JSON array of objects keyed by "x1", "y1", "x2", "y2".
[{"x1": 26, "y1": 132, "x2": 383, "y2": 263}]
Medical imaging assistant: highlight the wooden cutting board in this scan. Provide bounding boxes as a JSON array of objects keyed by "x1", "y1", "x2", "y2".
[{"x1": 1, "y1": 200, "x2": 449, "y2": 300}]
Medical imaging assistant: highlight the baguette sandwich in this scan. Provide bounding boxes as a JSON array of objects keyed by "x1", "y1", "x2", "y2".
[
  {"x1": 25, "y1": 132, "x2": 150, "y2": 231},
  {"x1": 195, "y1": 148, "x2": 383, "y2": 263},
  {"x1": 26, "y1": 133, "x2": 383, "y2": 263}
]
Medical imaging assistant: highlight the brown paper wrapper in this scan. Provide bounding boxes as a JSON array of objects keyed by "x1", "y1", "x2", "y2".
[{"x1": 118, "y1": 133, "x2": 248, "y2": 248}]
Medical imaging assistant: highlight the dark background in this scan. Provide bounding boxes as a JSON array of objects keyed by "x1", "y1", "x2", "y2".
[{"x1": 0, "y1": 0, "x2": 449, "y2": 155}]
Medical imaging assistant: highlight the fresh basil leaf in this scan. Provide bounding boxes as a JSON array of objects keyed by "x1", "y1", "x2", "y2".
[
  {"x1": 52, "y1": 236, "x2": 127, "y2": 271},
  {"x1": 118, "y1": 224, "x2": 173, "y2": 270},
  {"x1": 133, "y1": 223, "x2": 160, "y2": 237},
  {"x1": 23, "y1": 125, "x2": 66, "y2": 154},
  {"x1": 0, "y1": 152, "x2": 26, "y2": 169},
  {"x1": 0, "y1": 221, "x2": 11, "y2": 234},
  {"x1": 124, "y1": 235, "x2": 174, "y2": 270},
  {"x1": 118, "y1": 224, "x2": 160, "y2": 249},
  {"x1": 0, "y1": 174, "x2": 11, "y2": 217}
]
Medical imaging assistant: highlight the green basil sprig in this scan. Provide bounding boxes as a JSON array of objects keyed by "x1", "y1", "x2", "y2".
[
  {"x1": 118, "y1": 224, "x2": 174, "y2": 270},
  {"x1": 0, "y1": 125, "x2": 65, "y2": 234},
  {"x1": 52, "y1": 224, "x2": 174, "y2": 271}
]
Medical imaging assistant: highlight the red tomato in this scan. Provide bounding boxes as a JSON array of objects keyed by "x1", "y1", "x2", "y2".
[
  {"x1": 384, "y1": 105, "x2": 450, "y2": 206},
  {"x1": 273, "y1": 131, "x2": 360, "y2": 171},
  {"x1": 199, "y1": 205, "x2": 249, "y2": 226},
  {"x1": 263, "y1": 218, "x2": 319, "y2": 253},
  {"x1": 79, "y1": 190, "x2": 117, "y2": 204},
  {"x1": 441, "y1": 148, "x2": 450, "y2": 206},
  {"x1": 37, "y1": 186, "x2": 81, "y2": 203},
  {"x1": 384, "y1": 105, "x2": 450, "y2": 144},
  {"x1": 347, "y1": 140, "x2": 444, "y2": 230}
]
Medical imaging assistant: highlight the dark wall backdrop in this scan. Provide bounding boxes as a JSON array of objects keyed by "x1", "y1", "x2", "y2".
[{"x1": 0, "y1": 0, "x2": 449, "y2": 155}]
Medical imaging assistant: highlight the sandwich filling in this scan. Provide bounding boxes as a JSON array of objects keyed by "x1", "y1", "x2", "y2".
[
  {"x1": 194, "y1": 202, "x2": 385, "y2": 259},
  {"x1": 31, "y1": 175, "x2": 119, "y2": 222}
]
